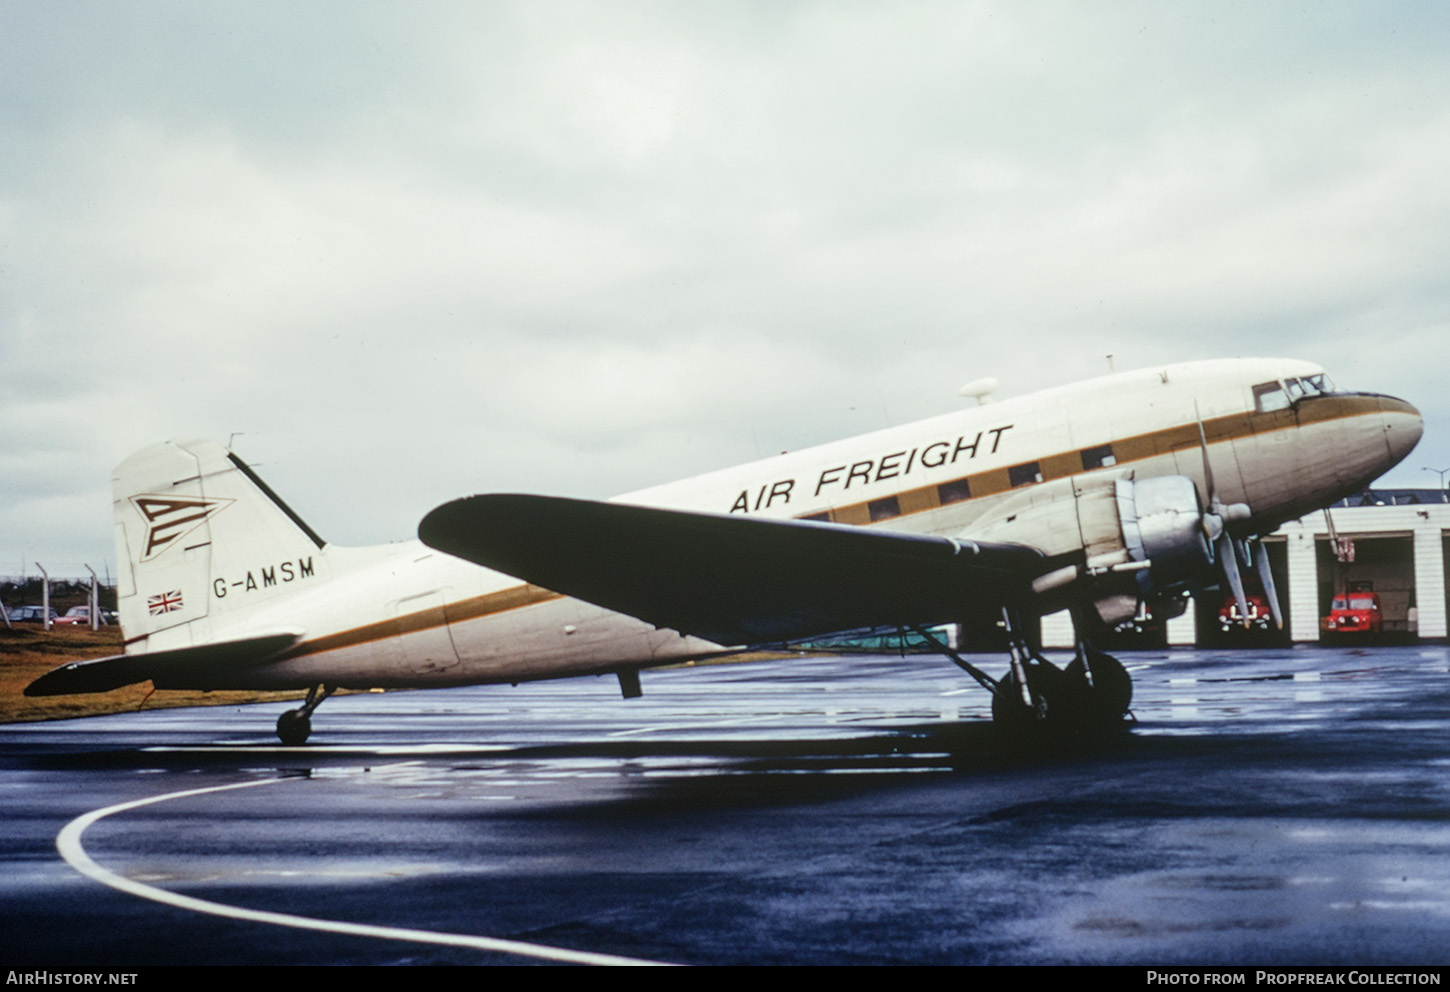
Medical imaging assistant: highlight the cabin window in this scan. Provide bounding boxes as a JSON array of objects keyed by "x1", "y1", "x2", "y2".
[
  {"x1": 1252, "y1": 381, "x2": 1291, "y2": 413},
  {"x1": 1080, "y1": 444, "x2": 1117, "y2": 470},
  {"x1": 868, "y1": 496, "x2": 901, "y2": 522},
  {"x1": 1285, "y1": 377, "x2": 1306, "y2": 403},
  {"x1": 937, "y1": 478, "x2": 971, "y2": 504},
  {"x1": 1008, "y1": 461, "x2": 1043, "y2": 487}
]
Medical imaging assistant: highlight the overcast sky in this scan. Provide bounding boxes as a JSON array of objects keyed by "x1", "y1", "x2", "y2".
[{"x1": 4, "y1": 1, "x2": 1449, "y2": 579}]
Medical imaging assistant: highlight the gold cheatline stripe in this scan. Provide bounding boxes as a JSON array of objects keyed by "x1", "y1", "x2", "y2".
[
  {"x1": 795, "y1": 394, "x2": 1392, "y2": 526},
  {"x1": 277, "y1": 394, "x2": 1395, "y2": 659},
  {"x1": 276, "y1": 584, "x2": 563, "y2": 661}
]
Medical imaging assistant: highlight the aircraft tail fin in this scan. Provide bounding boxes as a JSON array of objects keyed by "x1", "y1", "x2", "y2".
[{"x1": 113, "y1": 440, "x2": 328, "y2": 650}]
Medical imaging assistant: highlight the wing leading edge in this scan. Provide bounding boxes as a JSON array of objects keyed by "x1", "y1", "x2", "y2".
[{"x1": 419, "y1": 495, "x2": 1043, "y2": 646}]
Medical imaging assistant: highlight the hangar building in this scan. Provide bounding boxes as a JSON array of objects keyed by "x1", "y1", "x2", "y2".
[{"x1": 1042, "y1": 488, "x2": 1450, "y2": 648}]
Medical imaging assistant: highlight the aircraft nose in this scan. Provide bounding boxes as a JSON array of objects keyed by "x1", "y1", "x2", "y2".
[{"x1": 1381, "y1": 396, "x2": 1423, "y2": 467}]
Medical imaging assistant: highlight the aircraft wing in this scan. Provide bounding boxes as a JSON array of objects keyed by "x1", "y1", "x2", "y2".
[
  {"x1": 419, "y1": 495, "x2": 1043, "y2": 646},
  {"x1": 25, "y1": 631, "x2": 303, "y2": 696}
]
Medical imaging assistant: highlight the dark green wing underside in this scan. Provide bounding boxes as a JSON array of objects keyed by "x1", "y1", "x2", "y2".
[{"x1": 420, "y1": 494, "x2": 1042, "y2": 646}]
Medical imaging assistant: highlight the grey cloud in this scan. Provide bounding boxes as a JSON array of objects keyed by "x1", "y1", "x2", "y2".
[{"x1": 4, "y1": 1, "x2": 1448, "y2": 571}]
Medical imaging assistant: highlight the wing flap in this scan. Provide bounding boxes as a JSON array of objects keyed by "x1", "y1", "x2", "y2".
[
  {"x1": 419, "y1": 495, "x2": 1042, "y2": 645},
  {"x1": 25, "y1": 631, "x2": 303, "y2": 696}
]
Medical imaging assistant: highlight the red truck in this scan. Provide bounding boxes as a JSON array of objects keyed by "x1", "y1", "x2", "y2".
[{"x1": 1322, "y1": 592, "x2": 1383, "y2": 634}]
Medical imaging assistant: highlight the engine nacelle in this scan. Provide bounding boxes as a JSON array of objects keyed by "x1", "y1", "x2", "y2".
[
  {"x1": 1114, "y1": 476, "x2": 1215, "y2": 593},
  {"x1": 967, "y1": 473, "x2": 1216, "y2": 625}
]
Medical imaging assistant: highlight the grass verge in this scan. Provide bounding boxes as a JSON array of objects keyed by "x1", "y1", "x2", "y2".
[{"x1": 0, "y1": 625, "x2": 306, "y2": 724}]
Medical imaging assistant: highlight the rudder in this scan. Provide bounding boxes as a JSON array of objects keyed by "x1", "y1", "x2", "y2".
[{"x1": 113, "y1": 440, "x2": 328, "y2": 649}]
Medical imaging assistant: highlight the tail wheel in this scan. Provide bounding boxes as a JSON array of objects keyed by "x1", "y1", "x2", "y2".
[{"x1": 276, "y1": 709, "x2": 311, "y2": 746}]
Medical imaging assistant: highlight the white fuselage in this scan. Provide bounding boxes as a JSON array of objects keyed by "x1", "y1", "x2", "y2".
[{"x1": 172, "y1": 358, "x2": 1422, "y2": 690}]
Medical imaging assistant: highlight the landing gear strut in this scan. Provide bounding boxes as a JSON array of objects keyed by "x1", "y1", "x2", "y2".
[
  {"x1": 995, "y1": 608, "x2": 1132, "y2": 735},
  {"x1": 276, "y1": 684, "x2": 334, "y2": 745},
  {"x1": 917, "y1": 609, "x2": 1132, "y2": 737}
]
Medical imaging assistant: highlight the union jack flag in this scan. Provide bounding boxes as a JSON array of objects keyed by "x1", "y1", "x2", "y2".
[{"x1": 147, "y1": 591, "x2": 184, "y2": 615}]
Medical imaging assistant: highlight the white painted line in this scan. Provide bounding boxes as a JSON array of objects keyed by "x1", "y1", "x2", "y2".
[
  {"x1": 608, "y1": 714, "x2": 789, "y2": 737},
  {"x1": 142, "y1": 743, "x2": 515, "y2": 755},
  {"x1": 57, "y1": 775, "x2": 676, "y2": 967}
]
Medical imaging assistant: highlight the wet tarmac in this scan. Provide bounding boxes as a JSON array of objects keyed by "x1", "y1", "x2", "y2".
[{"x1": 1, "y1": 645, "x2": 1448, "y2": 966}]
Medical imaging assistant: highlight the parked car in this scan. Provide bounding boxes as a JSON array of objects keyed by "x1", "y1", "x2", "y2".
[
  {"x1": 52, "y1": 605, "x2": 115, "y2": 626},
  {"x1": 6, "y1": 605, "x2": 59, "y2": 624},
  {"x1": 1322, "y1": 592, "x2": 1383, "y2": 634}
]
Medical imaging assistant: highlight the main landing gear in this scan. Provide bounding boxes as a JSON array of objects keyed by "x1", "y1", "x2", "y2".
[
  {"x1": 914, "y1": 610, "x2": 1133, "y2": 737},
  {"x1": 276, "y1": 684, "x2": 334, "y2": 745},
  {"x1": 991, "y1": 647, "x2": 1132, "y2": 734}
]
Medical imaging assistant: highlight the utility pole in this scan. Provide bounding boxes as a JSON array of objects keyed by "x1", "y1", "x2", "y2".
[
  {"x1": 85, "y1": 565, "x2": 100, "y2": 630},
  {"x1": 35, "y1": 562, "x2": 50, "y2": 630},
  {"x1": 1423, "y1": 467, "x2": 1450, "y2": 503}
]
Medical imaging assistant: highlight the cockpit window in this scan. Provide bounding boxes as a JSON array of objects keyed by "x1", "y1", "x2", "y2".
[
  {"x1": 1253, "y1": 381, "x2": 1291, "y2": 413},
  {"x1": 1255, "y1": 374, "x2": 1337, "y2": 412}
]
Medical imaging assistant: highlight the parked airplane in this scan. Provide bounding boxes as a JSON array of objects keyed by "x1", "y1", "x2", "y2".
[{"x1": 28, "y1": 358, "x2": 1422, "y2": 744}]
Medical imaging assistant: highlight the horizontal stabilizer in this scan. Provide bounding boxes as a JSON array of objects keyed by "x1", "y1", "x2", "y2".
[
  {"x1": 419, "y1": 495, "x2": 1042, "y2": 645},
  {"x1": 25, "y1": 631, "x2": 303, "y2": 696}
]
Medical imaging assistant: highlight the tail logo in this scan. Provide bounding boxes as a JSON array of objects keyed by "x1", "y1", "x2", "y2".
[{"x1": 131, "y1": 495, "x2": 236, "y2": 560}]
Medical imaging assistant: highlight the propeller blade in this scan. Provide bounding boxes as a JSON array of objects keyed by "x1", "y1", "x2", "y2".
[
  {"x1": 1217, "y1": 531, "x2": 1249, "y2": 626},
  {"x1": 1198, "y1": 402, "x2": 1259, "y2": 628},
  {"x1": 1254, "y1": 540, "x2": 1284, "y2": 630},
  {"x1": 1194, "y1": 403, "x2": 1219, "y2": 506}
]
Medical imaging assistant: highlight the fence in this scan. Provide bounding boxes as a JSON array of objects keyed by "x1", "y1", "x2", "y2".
[{"x1": 1, "y1": 569, "x2": 118, "y2": 630}]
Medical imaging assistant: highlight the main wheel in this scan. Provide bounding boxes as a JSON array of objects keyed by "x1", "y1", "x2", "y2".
[
  {"x1": 276, "y1": 709, "x2": 311, "y2": 746},
  {"x1": 991, "y1": 660, "x2": 1070, "y2": 730},
  {"x1": 1064, "y1": 649, "x2": 1132, "y2": 727}
]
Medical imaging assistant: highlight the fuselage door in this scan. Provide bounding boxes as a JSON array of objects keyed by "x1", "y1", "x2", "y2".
[{"x1": 391, "y1": 589, "x2": 461, "y2": 677}]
